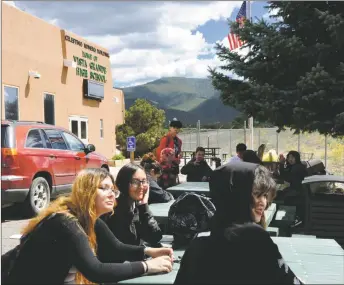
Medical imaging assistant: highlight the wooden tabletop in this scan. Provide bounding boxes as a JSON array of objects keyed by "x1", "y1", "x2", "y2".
[{"x1": 119, "y1": 237, "x2": 344, "y2": 284}]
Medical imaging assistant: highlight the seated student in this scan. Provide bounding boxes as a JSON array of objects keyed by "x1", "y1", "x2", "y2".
[
  {"x1": 174, "y1": 162, "x2": 303, "y2": 284},
  {"x1": 277, "y1": 150, "x2": 308, "y2": 227},
  {"x1": 181, "y1": 147, "x2": 213, "y2": 182},
  {"x1": 102, "y1": 163, "x2": 163, "y2": 246},
  {"x1": 4, "y1": 168, "x2": 173, "y2": 284},
  {"x1": 141, "y1": 154, "x2": 174, "y2": 204}
]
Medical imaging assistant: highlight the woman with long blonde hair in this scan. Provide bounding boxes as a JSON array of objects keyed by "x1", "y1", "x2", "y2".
[{"x1": 4, "y1": 168, "x2": 173, "y2": 284}]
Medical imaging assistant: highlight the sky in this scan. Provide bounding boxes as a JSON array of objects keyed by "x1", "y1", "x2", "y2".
[{"x1": 6, "y1": 1, "x2": 272, "y2": 88}]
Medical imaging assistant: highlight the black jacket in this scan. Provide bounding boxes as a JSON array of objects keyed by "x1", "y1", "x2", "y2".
[
  {"x1": 102, "y1": 201, "x2": 162, "y2": 246},
  {"x1": 6, "y1": 214, "x2": 145, "y2": 284},
  {"x1": 175, "y1": 162, "x2": 303, "y2": 284},
  {"x1": 279, "y1": 163, "x2": 307, "y2": 191},
  {"x1": 147, "y1": 174, "x2": 174, "y2": 204},
  {"x1": 174, "y1": 223, "x2": 303, "y2": 284},
  {"x1": 180, "y1": 159, "x2": 213, "y2": 182}
]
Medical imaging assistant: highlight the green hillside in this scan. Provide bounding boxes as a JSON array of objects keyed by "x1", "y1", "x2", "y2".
[{"x1": 121, "y1": 77, "x2": 240, "y2": 125}]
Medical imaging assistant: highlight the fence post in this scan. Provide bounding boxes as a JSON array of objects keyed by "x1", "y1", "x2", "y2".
[
  {"x1": 196, "y1": 120, "x2": 201, "y2": 147},
  {"x1": 244, "y1": 121, "x2": 247, "y2": 145},
  {"x1": 276, "y1": 132, "x2": 279, "y2": 154},
  {"x1": 297, "y1": 133, "x2": 301, "y2": 153},
  {"x1": 324, "y1": 134, "x2": 328, "y2": 168},
  {"x1": 229, "y1": 129, "x2": 232, "y2": 156}
]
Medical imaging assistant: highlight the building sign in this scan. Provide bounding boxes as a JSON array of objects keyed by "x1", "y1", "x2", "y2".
[
  {"x1": 73, "y1": 51, "x2": 107, "y2": 83},
  {"x1": 65, "y1": 35, "x2": 109, "y2": 58}
]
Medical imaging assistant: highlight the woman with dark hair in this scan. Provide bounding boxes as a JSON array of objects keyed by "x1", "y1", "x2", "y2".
[
  {"x1": 174, "y1": 162, "x2": 303, "y2": 284},
  {"x1": 101, "y1": 163, "x2": 163, "y2": 246},
  {"x1": 279, "y1": 151, "x2": 307, "y2": 191},
  {"x1": 141, "y1": 155, "x2": 174, "y2": 204},
  {"x1": 242, "y1": 149, "x2": 263, "y2": 165},
  {"x1": 278, "y1": 150, "x2": 308, "y2": 227},
  {"x1": 3, "y1": 168, "x2": 173, "y2": 284}
]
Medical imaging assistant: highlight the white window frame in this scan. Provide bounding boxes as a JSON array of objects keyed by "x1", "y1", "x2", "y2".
[
  {"x1": 68, "y1": 116, "x2": 89, "y2": 145},
  {"x1": 100, "y1": 119, "x2": 104, "y2": 139},
  {"x1": 43, "y1": 92, "x2": 55, "y2": 125},
  {"x1": 3, "y1": 84, "x2": 20, "y2": 120}
]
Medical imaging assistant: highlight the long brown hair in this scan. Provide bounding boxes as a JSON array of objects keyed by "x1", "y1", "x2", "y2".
[{"x1": 22, "y1": 168, "x2": 115, "y2": 284}]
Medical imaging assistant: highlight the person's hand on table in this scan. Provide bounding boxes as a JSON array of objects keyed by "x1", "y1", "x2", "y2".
[
  {"x1": 144, "y1": 247, "x2": 173, "y2": 258},
  {"x1": 143, "y1": 255, "x2": 173, "y2": 274}
]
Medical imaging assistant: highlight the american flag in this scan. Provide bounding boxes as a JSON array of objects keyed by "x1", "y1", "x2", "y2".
[{"x1": 228, "y1": 1, "x2": 246, "y2": 50}]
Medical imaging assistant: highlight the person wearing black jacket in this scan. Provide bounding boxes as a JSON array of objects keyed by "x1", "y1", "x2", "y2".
[
  {"x1": 141, "y1": 158, "x2": 174, "y2": 204},
  {"x1": 4, "y1": 168, "x2": 172, "y2": 285},
  {"x1": 181, "y1": 147, "x2": 213, "y2": 182},
  {"x1": 102, "y1": 163, "x2": 163, "y2": 246},
  {"x1": 278, "y1": 150, "x2": 308, "y2": 227},
  {"x1": 174, "y1": 162, "x2": 303, "y2": 284}
]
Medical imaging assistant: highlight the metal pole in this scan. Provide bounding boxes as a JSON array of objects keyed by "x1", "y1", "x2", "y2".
[
  {"x1": 244, "y1": 121, "x2": 247, "y2": 145},
  {"x1": 324, "y1": 134, "x2": 328, "y2": 168},
  {"x1": 247, "y1": 1, "x2": 254, "y2": 150},
  {"x1": 207, "y1": 136, "x2": 210, "y2": 148},
  {"x1": 297, "y1": 133, "x2": 301, "y2": 153},
  {"x1": 196, "y1": 120, "x2": 201, "y2": 147},
  {"x1": 229, "y1": 129, "x2": 232, "y2": 156},
  {"x1": 258, "y1": 129, "x2": 261, "y2": 148},
  {"x1": 276, "y1": 132, "x2": 279, "y2": 154}
]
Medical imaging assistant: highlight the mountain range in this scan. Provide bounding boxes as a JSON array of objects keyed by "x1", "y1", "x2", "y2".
[{"x1": 121, "y1": 77, "x2": 240, "y2": 126}]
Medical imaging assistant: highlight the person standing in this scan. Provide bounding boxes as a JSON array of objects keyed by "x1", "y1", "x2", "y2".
[
  {"x1": 156, "y1": 118, "x2": 183, "y2": 164},
  {"x1": 228, "y1": 143, "x2": 247, "y2": 163}
]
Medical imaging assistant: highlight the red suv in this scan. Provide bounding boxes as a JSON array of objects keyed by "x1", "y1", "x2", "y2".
[{"x1": 1, "y1": 120, "x2": 109, "y2": 215}]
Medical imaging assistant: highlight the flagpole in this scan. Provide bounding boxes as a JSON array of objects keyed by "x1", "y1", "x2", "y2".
[{"x1": 247, "y1": 0, "x2": 254, "y2": 150}]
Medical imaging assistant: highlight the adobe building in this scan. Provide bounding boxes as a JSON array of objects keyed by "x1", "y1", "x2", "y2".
[{"x1": 1, "y1": 2, "x2": 125, "y2": 159}]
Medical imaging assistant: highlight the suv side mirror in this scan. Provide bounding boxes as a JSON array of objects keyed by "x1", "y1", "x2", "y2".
[{"x1": 85, "y1": 144, "x2": 96, "y2": 154}]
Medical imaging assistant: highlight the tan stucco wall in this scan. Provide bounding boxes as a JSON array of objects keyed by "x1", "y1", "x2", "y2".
[{"x1": 2, "y1": 3, "x2": 125, "y2": 159}]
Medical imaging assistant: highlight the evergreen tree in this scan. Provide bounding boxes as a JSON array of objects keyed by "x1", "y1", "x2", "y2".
[{"x1": 209, "y1": 1, "x2": 344, "y2": 136}]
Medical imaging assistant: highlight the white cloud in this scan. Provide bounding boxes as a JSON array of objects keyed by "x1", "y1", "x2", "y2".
[
  {"x1": 263, "y1": 7, "x2": 282, "y2": 22},
  {"x1": 4, "y1": 1, "x2": 17, "y2": 8},
  {"x1": 12, "y1": 1, "x2": 244, "y2": 87}
]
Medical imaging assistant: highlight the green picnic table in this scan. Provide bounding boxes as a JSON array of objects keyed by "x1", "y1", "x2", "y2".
[
  {"x1": 149, "y1": 201, "x2": 277, "y2": 228},
  {"x1": 166, "y1": 182, "x2": 210, "y2": 197},
  {"x1": 119, "y1": 237, "x2": 344, "y2": 284}
]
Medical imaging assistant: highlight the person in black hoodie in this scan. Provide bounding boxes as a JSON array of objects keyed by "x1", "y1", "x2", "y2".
[
  {"x1": 174, "y1": 162, "x2": 303, "y2": 284},
  {"x1": 277, "y1": 150, "x2": 308, "y2": 227},
  {"x1": 181, "y1": 147, "x2": 213, "y2": 182},
  {"x1": 140, "y1": 154, "x2": 174, "y2": 204},
  {"x1": 101, "y1": 163, "x2": 163, "y2": 246}
]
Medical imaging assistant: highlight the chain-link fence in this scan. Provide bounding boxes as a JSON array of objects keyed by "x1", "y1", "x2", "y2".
[{"x1": 179, "y1": 127, "x2": 344, "y2": 176}]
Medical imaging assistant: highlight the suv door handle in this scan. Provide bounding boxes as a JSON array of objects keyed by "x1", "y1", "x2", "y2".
[
  {"x1": 49, "y1": 154, "x2": 56, "y2": 159},
  {"x1": 74, "y1": 156, "x2": 81, "y2": 160}
]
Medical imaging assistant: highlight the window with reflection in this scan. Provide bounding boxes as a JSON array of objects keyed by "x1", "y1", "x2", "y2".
[{"x1": 4, "y1": 86, "x2": 19, "y2": 120}]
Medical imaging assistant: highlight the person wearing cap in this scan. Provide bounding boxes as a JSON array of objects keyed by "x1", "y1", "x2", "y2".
[{"x1": 156, "y1": 118, "x2": 183, "y2": 164}]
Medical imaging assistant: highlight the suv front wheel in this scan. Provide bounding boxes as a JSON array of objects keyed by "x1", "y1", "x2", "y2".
[{"x1": 25, "y1": 177, "x2": 51, "y2": 216}]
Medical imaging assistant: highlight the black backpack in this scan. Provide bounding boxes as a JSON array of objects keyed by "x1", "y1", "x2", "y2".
[{"x1": 167, "y1": 192, "x2": 216, "y2": 247}]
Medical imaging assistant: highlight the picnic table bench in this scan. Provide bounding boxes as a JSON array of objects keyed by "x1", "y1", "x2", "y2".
[{"x1": 119, "y1": 236, "x2": 344, "y2": 284}]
